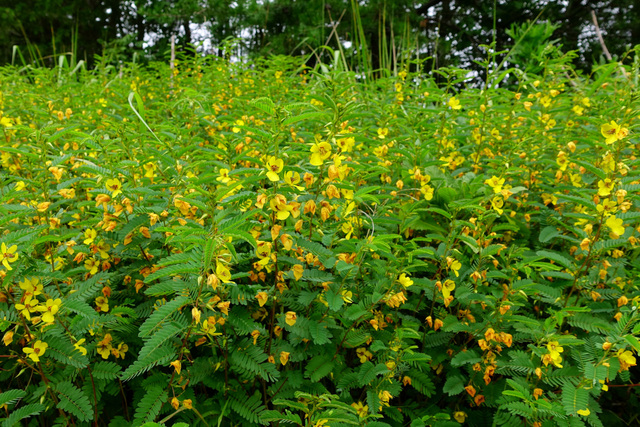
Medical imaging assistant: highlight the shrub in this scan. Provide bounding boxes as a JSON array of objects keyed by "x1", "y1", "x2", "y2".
[{"x1": 0, "y1": 49, "x2": 639, "y2": 426}]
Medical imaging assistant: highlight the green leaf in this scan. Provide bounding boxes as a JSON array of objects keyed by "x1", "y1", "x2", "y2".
[
  {"x1": 133, "y1": 386, "x2": 168, "y2": 426},
  {"x1": 450, "y1": 349, "x2": 481, "y2": 367},
  {"x1": 229, "y1": 391, "x2": 266, "y2": 424},
  {"x1": 260, "y1": 409, "x2": 303, "y2": 424},
  {"x1": 137, "y1": 322, "x2": 185, "y2": 360},
  {"x1": 325, "y1": 289, "x2": 344, "y2": 312},
  {"x1": 442, "y1": 375, "x2": 465, "y2": 396},
  {"x1": 408, "y1": 369, "x2": 435, "y2": 397},
  {"x1": 561, "y1": 383, "x2": 589, "y2": 416},
  {"x1": 120, "y1": 346, "x2": 176, "y2": 381},
  {"x1": 343, "y1": 303, "x2": 371, "y2": 321},
  {"x1": 282, "y1": 111, "x2": 326, "y2": 125},
  {"x1": 304, "y1": 355, "x2": 335, "y2": 382},
  {"x1": 1, "y1": 403, "x2": 45, "y2": 427},
  {"x1": 536, "y1": 250, "x2": 574, "y2": 270},
  {"x1": 624, "y1": 335, "x2": 640, "y2": 353},
  {"x1": 584, "y1": 363, "x2": 607, "y2": 384},
  {"x1": 539, "y1": 226, "x2": 560, "y2": 243},
  {"x1": 0, "y1": 390, "x2": 26, "y2": 407},
  {"x1": 230, "y1": 344, "x2": 280, "y2": 382},
  {"x1": 91, "y1": 361, "x2": 122, "y2": 380},
  {"x1": 358, "y1": 362, "x2": 389, "y2": 386},
  {"x1": 250, "y1": 97, "x2": 276, "y2": 116},
  {"x1": 55, "y1": 381, "x2": 94, "y2": 422},
  {"x1": 143, "y1": 262, "x2": 200, "y2": 283},
  {"x1": 308, "y1": 321, "x2": 332, "y2": 345},
  {"x1": 138, "y1": 296, "x2": 189, "y2": 337}
]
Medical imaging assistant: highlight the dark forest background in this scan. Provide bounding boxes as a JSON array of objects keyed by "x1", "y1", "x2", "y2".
[{"x1": 1, "y1": 0, "x2": 638, "y2": 73}]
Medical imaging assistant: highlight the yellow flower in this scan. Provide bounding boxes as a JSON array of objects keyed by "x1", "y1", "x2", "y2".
[
  {"x1": 336, "y1": 137, "x2": 354, "y2": 152},
  {"x1": 182, "y1": 399, "x2": 193, "y2": 409},
  {"x1": 206, "y1": 273, "x2": 219, "y2": 290},
  {"x1": 97, "y1": 334, "x2": 113, "y2": 359},
  {"x1": 398, "y1": 273, "x2": 413, "y2": 288},
  {"x1": 269, "y1": 194, "x2": 293, "y2": 221},
  {"x1": 547, "y1": 341, "x2": 564, "y2": 354},
  {"x1": 556, "y1": 151, "x2": 568, "y2": 171},
  {"x1": 15, "y1": 297, "x2": 39, "y2": 321},
  {"x1": 49, "y1": 166, "x2": 64, "y2": 181},
  {"x1": 356, "y1": 347, "x2": 373, "y2": 363},
  {"x1": 284, "y1": 171, "x2": 304, "y2": 190},
  {"x1": 420, "y1": 184, "x2": 434, "y2": 201},
  {"x1": 453, "y1": 411, "x2": 467, "y2": 423},
  {"x1": 3, "y1": 331, "x2": 14, "y2": 346},
  {"x1": 251, "y1": 330, "x2": 260, "y2": 345},
  {"x1": 310, "y1": 141, "x2": 332, "y2": 166},
  {"x1": 217, "y1": 168, "x2": 231, "y2": 184},
  {"x1": 232, "y1": 119, "x2": 244, "y2": 133},
  {"x1": 105, "y1": 178, "x2": 122, "y2": 197},
  {"x1": 85, "y1": 257, "x2": 100, "y2": 275},
  {"x1": 217, "y1": 301, "x2": 230, "y2": 315},
  {"x1": 19, "y1": 278, "x2": 42, "y2": 300},
  {"x1": 542, "y1": 341, "x2": 564, "y2": 368},
  {"x1": 491, "y1": 196, "x2": 504, "y2": 215},
  {"x1": 171, "y1": 397, "x2": 180, "y2": 410},
  {"x1": 256, "y1": 292, "x2": 268, "y2": 307},
  {"x1": 447, "y1": 257, "x2": 462, "y2": 277},
  {"x1": 577, "y1": 408, "x2": 590, "y2": 416},
  {"x1": 280, "y1": 234, "x2": 293, "y2": 250},
  {"x1": 617, "y1": 350, "x2": 637, "y2": 371},
  {"x1": 95, "y1": 240, "x2": 111, "y2": 259},
  {"x1": 342, "y1": 220, "x2": 354, "y2": 239},
  {"x1": 202, "y1": 317, "x2": 220, "y2": 336},
  {"x1": 83, "y1": 229, "x2": 97, "y2": 245},
  {"x1": 0, "y1": 242, "x2": 18, "y2": 270},
  {"x1": 448, "y1": 96, "x2": 462, "y2": 110},
  {"x1": 378, "y1": 390, "x2": 393, "y2": 409},
  {"x1": 596, "y1": 199, "x2": 617, "y2": 216},
  {"x1": 600, "y1": 120, "x2": 628, "y2": 145},
  {"x1": 112, "y1": 342, "x2": 128, "y2": 359},
  {"x1": 265, "y1": 156, "x2": 284, "y2": 182},
  {"x1": 285, "y1": 311, "x2": 297, "y2": 326},
  {"x1": 256, "y1": 241, "x2": 272, "y2": 265},
  {"x1": 143, "y1": 162, "x2": 156, "y2": 178},
  {"x1": 170, "y1": 359, "x2": 182, "y2": 374},
  {"x1": 341, "y1": 290, "x2": 353, "y2": 304},
  {"x1": 533, "y1": 388, "x2": 543, "y2": 400},
  {"x1": 597, "y1": 178, "x2": 615, "y2": 196},
  {"x1": 292, "y1": 264, "x2": 304, "y2": 281},
  {"x1": 192, "y1": 307, "x2": 202, "y2": 324},
  {"x1": 37, "y1": 298, "x2": 62, "y2": 323},
  {"x1": 442, "y1": 279, "x2": 456, "y2": 300},
  {"x1": 74, "y1": 339, "x2": 87, "y2": 356},
  {"x1": 216, "y1": 262, "x2": 232, "y2": 283},
  {"x1": 59, "y1": 188, "x2": 76, "y2": 199},
  {"x1": 351, "y1": 401, "x2": 368, "y2": 418},
  {"x1": 280, "y1": 351, "x2": 290, "y2": 365},
  {"x1": 484, "y1": 176, "x2": 505, "y2": 193},
  {"x1": 36, "y1": 201, "x2": 51, "y2": 212},
  {"x1": 95, "y1": 296, "x2": 109, "y2": 312},
  {"x1": 605, "y1": 215, "x2": 625, "y2": 238},
  {"x1": 23, "y1": 340, "x2": 48, "y2": 363}
]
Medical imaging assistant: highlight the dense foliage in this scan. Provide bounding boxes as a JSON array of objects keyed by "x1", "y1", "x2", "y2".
[{"x1": 0, "y1": 45, "x2": 639, "y2": 426}]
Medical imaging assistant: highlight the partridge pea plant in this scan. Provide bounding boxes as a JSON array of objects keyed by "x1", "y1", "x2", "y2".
[{"x1": 0, "y1": 49, "x2": 639, "y2": 426}]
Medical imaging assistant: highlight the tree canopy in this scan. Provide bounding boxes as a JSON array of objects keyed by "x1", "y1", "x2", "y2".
[{"x1": 1, "y1": 0, "x2": 639, "y2": 73}]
